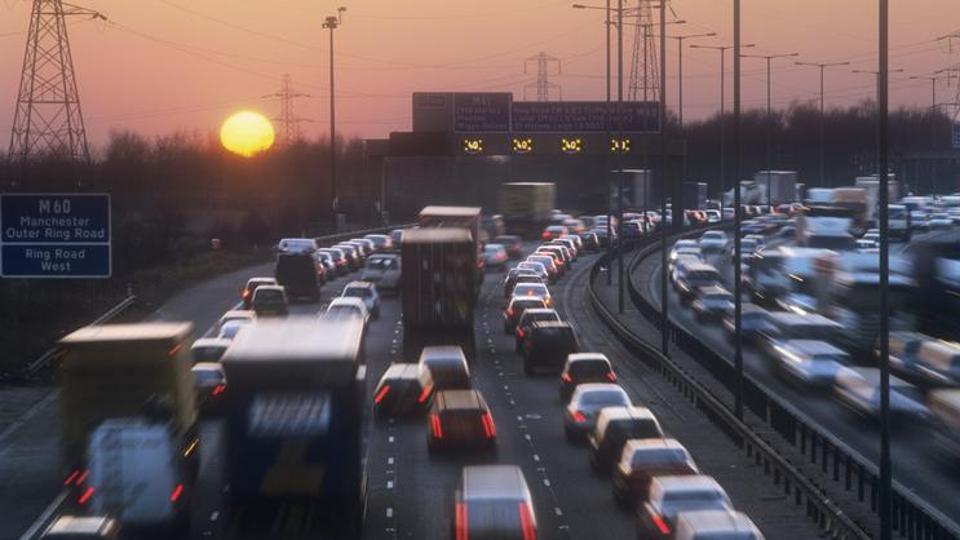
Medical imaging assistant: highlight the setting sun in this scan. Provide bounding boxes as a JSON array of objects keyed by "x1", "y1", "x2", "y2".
[{"x1": 220, "y1": 110, "x2": 275, "y2": 157}]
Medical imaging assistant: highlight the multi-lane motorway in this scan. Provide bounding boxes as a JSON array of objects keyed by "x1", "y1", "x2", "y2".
[{"x1": 3, "y1": 243, "x2": 824, "y2": 539}]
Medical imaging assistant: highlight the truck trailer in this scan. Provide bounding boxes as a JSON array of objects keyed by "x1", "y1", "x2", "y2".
[{"x1": 500, "y1": 182, "x2": 556, "y2": 239}]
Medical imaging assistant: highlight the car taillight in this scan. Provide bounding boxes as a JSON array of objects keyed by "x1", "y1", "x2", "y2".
[
  {"x1": 506, "y1": 308, "x2": 514, "y2": 317},
  {"x1": 430, "y1": 414, "x2": 443, "y2": 439},
  {"x1": 374, "y1": 385, "x2": 390, "y2": 404},
  {"x1": 75, "y1": 469, "x2": 89, "y2": 486},
  {"x1": 63, "y1": 469, "x2": 80, "y2": 486},
  {"x1": 651, "y1": 512, "x2": 671, "y2": 535},
  {"x1": 572, "y1": 411, "x2": 586, "y2": 423},
  {"x1": 480, "y1": 412, "x2": 496, "y2": 438},
  {"x1": 78, "y1": 486, "x2": 94, "y2": 505},
  {"x1": 542, "y1": 232, "x2": 550, "y2": 240},
  {"x1": 242, "y1": 290, "x2": 251, "y2": 300},
  {"x1": 170, "y1": 483, "x2": 184, "y2": 502},
  {"x1": 517, "y1": 328, "x2": 525, "y2": 338},
  {"x1": 606, "y1": 372, "x2": 617, "y2": 382},
  {"x1": 518, "y1": 501, "x2": 537, "y2": 540},
  {"x1": 560, "y1": 372, "x2": 572, "y2": 383},
  {"x1": 211, "y1": 384, "x2": 226, "y2": 396},
  {"x1": 455, "y1": 501, "x2": 468, "y2": 540},
  {"x1": 417, "y1": 385, "x2": 432, "y2": 403}
]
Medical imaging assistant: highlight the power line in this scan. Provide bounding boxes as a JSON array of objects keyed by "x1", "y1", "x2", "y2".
[{"x1": 263, "y1": 74, "x2": 311, "y2": 146}]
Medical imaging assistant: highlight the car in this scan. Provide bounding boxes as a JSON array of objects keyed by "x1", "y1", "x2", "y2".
[
  {"x1": 525, "y1": 254, "x2": 559, "y2": 282},
  {"x1": 928, "y1": 213, "x2": 954, "y2": 231},
  {"x1": 318, "y1": 247, "x2": 349, "y2": 276},
  {"x1": 503, "y1": 267, "x2": 541, "y2": 296},
  {"x1": 41, "y1": 516, "x2": 121, "y2": 540},
  {"x1": 734, "y1": 238, "x2": 761, "y2": 261},
  {"x1": 324, "y1": 296, "x2": 370, "y2": 323},
  {"x1": 503, "y1": 296, "x2": 548, "y2": 334},
  {"x1": 341, "y1": 280, "x2": 380, "y2": 319},
  {"x1": 373, "y1": 363, "x2": 433, "y2": 418},
  {"x1": 563, "y1": 383, "x2": 631, "y2": 442},
  {"x1": 721, "y1": 304, "x2": 774, "y2": 344},
  {"x1": 612, "y1": 438, "x2": 700, "y2": 507},
  {"x1": 758, "y1": 313, "x2": 845, "y2": 353},
  {"x1": 833, "y1": 367, "x2": 930, "y2": 422},
  {"x1": 363, "y1": 233, "x2": 393, "y2": 251},
  {"x1": 669, "y1": 246, "x2": 702, "y2": 269},
  {"x1": 770, "y1": 339, "x2": 848, "y2": 389},
  {"x1": 637, "y1": 475, "x2": 734, "y2": 540},
  {"x1": 549, "y1": 237, "x2": 579, "y2": 259},
  {"x1": 675, "y1": 263, "x2": 723, "y2": 303},
  {"x1": 390, "y1": 228, "x2": 405, "y2": 245},
  {"x1": 691, "y1": 286, "x2": 734, "y2": 322},
  {"x1": 542, "y1": 224, "x2": 568, "y2": 240},
  {"x1": 418, "y1": 346, "x2": 471, "y2": 391},
  {"x1": 534, "y1": 246, "x2": 567, "y2": 274},
  {"x1": 698, "y1": 230, "x2": 728, "y2": 255},
  {"x1": 743, "y1": 234, "x2": 766, "y2": 248},
  {"x1": 190, "y1": 337, "x2": 231, "y2": 363},
  {"x1": 559, "y1": 352, "x2": 617, "y2": 402},
  {"x1": 515, "y1": 308, "x2": 561, "y2": 352},
  {"x1": 674, "y1": 510, "x2": 764, "y2": 540},
  {"x1": 241, "y1": 277, "x2": 277, "y2": 309},
  {"x1": 351, "y1": 238, "x2": 377, "y2": 256},
  {"x1": 191, "y1": 362, "x2": 227, "y2": 415},
  {"x1": 275, "y1": 252, "x2": 322, "y2": 301},
  {"x1": 277, "y1": 237, "x2": 318, "y2": 254},
  {"x1": 704, "y1": 210, "x2": 721, "y2": 223},
  {"x1": 563, "y1": 218, "x2": 586, "y2": 235},
  {"x1": 777, "y1": 225, "x2": 796, "y2": 239},
  {"x1": 579, "y1": 231, "x2": 600, "y2": 251},
  {"x1": 216, "y1": 309, "x2": 255, "y2": 335},
  {"x1": 494, "y1": 235, "x2": 524, "y2": 259},
  {"x1": 592, "y1": 227, "x2": 615, "y2": 248},
  {"x1": 483, "y1": 243, "x2": 509, "y2": 270},
  {"x1": 856, "y1": 238, "x2": 877, "y2": 249},
  {"x1": 511, "y1": 282, "x2": 552, "y2": 307},
  {"x1": 588, "y1": 406, "x2": 664, "y2": 474},
  {"x1": 333, "y1": 243, "x2": 361, "y2": 270},
  {"x1": 427, "y1": 389, "x2": 496, "y2": 454},
  {"x1": 523, "y1": 321, "x2": 580, "y2": 375},
  {"x1": 515, "y1": 261, "x2": 549, "y2": 281},
  {"x1": 623, "y1": 220, "x2": 645, "y2": 239},
  {"x1": 315, "y1": 251, "x2": 338, "y2": 275},
  {"x1": 452, "y1": 465, "x2": 537, "y2": 540},
  {"x1": 505, "y1": 273, "x2": 544, "y2": 299},
  {"x1": 217, "y1": 319, "x2": 250, "y2": 340},
  {"x1": 251, "y1": 285, "x2": 288, "y2": 317},
  {"x1": 360, "y1": 253, "x2": 401, "y2": 294}
]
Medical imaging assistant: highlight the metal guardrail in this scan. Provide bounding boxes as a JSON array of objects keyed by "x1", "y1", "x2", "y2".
[{"x1": 619, "y1": 229, "x2": 960, "y2": 540}]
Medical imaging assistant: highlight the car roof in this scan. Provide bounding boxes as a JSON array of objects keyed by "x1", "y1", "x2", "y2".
[
  {"x1": 344, "y1": 280, "x2": 375, "y2": 289},
  {"x1": 782, "y1": 340, "x2": 846, "y2": 356},
  {"x1": 329, "y1": 297, "x2": 367, "y2": 309},
  {"x1": 596, "y1": 405, "x2": 656, "y2": 422},
  {"x1": 191, "y1": 361, "x2": 224, "y2": 373},
  {"x1": 462, "y1": 465, "x2": 529, "y2": 501},
  {"x1": 698, "y1": 286, "x2": 731, "y2": 296},
  {"x1": 572, "y1": 382, "x2": 625, "y2": 397},
  {"x1": 676, "y1": 510, "x2": 760, "y2": 534},
  {"x1": 509, "y1": 297, "x2": 547, "y2": 307},
  {"x1": 191, "y1": 337, "x2": 232, "y2": 349},
  {"x1": 420, "y1": 345, "x2": 466, "y2": 360},
  {"x1": 624, "y1": 437, "x2": 688, "y2": 455},
  {"x1": 246, "y1": 276, "x2": 277, "y2": 285},
  {"x1": 653, "y1": 475, "x2": 724, "y2": 494},
  {"x1": 254, "y1": 285, "x2": 285, "y2": 293},
  {"x1": 520, "y1": 308, "x2": 558, "y2": 318},
  {"x1": 221, "y1": 310, "x2": 256, "y2": 321},
  {"x1": 566, "y1": 352, "x2": 609, "y2": 364},
  {"x1": 435, "y1": 389, "x2": 486, "y2": 410},
  {"x1": 531, "y1": 320, "x2": 572, "y2": 330},
  {"x1": 44, "y1": 515, "x2": 118, "y2": 536}
]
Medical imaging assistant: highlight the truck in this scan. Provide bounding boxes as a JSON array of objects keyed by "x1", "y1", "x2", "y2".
[
  {"x1": 682, "y1": 181, "x2": 708, "y2": 210},
  {"x1": 805, "y1": 188, "x2": 834, "y2": 206},
  {"x1": 220, "y1": 319, "x2": 366, "y2": 535},
  {"x1": 401, "y1": 227, "x2": 477, "y2": 361},
  {"x1": 754, "y1": 170, "x2": 798, "y2": 206},
  {"x1": 57, "y1": 323, "x2": 199, "y2": 526},
  {"x1": 796, "y1": 206, "x2": 856, "y2": 250},
  {"x1": 500, "y1": 182, "x2": 556, "y2": 239},
  {"x1": 831, "y1": 187, "x2": 868, "y2": 235},
  {"x1": 855, "y1": 175, "x2": 900, "y2": 227}
]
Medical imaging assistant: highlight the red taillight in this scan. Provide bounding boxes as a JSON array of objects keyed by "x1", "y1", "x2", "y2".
[
  {"x1": 455, "y1": 501, "x2": 469, "y2": 540},
  {"x1": 78, "y1": 486, "x2": 94, "y2": 505},
  {"x1": 606, "y1": 372, "x2": 617, "y2": 382},
  {"x1": 517, "y1": 328, "x2": 525, "y2": 338},
  {"x1": 430, "y1": 414, "x2": 444, "y2": 439},
  {"x1": 518, "y1": 501, "x2": 537, "y2": 540},
  {"x1": 417, "y1": 385, "x2": 432, "y2": 404},
  {"x1": 374, "y1": 385, "x2": 391, "y2": 404},
  {"x1": 75, "y1": 469, "x2": 89, "y2": 486},
  {"x1": 211, "y1": 384, "x2": 226, "y2": 396},
  {"x1": 506, "y1": 308, "x2": 514, "y2": 317},
  {"x1": 480, "y1": 412, "x2": 496, "y2": 438},
  {"x1": 572, "y1": 411, "x2": 586, "y2": 423},
  {"x1": 542, "y1": 232, "x2": 550, "y2": 239},
  {"x1": 652, "y1": 513, "x2": 671, "y2": 535},
  {"x1": 170, "y1": 483, "x2": 184, "y2": 502},
  {"x1": 63, "y1": 469, "x2": 80, "y2": 486},
  {"x1": 242, "y1": 290, "x2": 251, "y2": 300},
  {"x1": 561, "y1": 372, "x2": 572, "y2": 383}
]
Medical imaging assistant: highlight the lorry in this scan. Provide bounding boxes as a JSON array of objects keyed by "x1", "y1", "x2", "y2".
[
  {"x1": 610, "y1": 169, "x2": 654, "y2": 212},
  {"x1": 855, "y1": 175, "x2": 900, "y2": 227},
  {"x1": 682, "y1": 181, "x2": 708, "y2": 211},
  {"x1": 796, "y1": 206, "x2": 856, "y2": 250},
  {"x1": 831, "y1": 187, "x2": 868, "y2": 235},
  {"x1": 57, "y1": 323, "x2": 199, "y2": 527},
  {"x1": 754, "y1": 170, "x2": 798, "y2": 206},
  {"x1": 220, "y1": 319, "x2": 366, "y2": 535},
  {"x1": 401, "y1": 227, "x2": 477, "y2": 361},
  {"x1": 805, "y1": 188, "x2": 834, "y2": 206},
  {"x1": 500, "y1": 182, "x2": 556, "y2": 239},
  {"x1": 418, "y1": 206, "x2": 482, "y2": 270}
]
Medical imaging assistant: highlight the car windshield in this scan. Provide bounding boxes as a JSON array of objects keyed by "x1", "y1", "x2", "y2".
[
  {"x1": 367, "y1": 257, "x2": 397, "y2": 269},
  {"x1": 344, "y1": 287, "x2": 371, "y2": 298},
  {"x1": 255, "y1": 290, "x2": 284, "y2": 303},
  {"x1": 569, "y1": 360, "x2": 610, "y2": 377},
  {"x1": 660, "y1": 491, "x2": 727, "y2": 517},
  {"x1": 193, "y1": 369, "x2": 223, "y2": 385},
  {"x1": 631, "y1": 448, "x2": 689, "y2": 468},
  {"x1": 514, "y1": 284, "x2": 547, "y2": 296},
  {"x1": 327, "y1": 306, "x2": 361, "y2": 318},
  {"x1": 579, "y1": 390, "x2": 628, "y2": 406}
]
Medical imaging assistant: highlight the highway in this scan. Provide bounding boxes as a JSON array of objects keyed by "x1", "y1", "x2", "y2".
[
  {"x1": 631, "y1": 232, "x2": 960, "y2": 528},
  {"x1": 1, "y1": 242, "x2": 827, "y2": 539}
]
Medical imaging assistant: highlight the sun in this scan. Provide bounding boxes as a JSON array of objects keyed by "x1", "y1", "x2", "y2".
[{"x1": 220, "y1": 110, "x2": 275, "y2": 157}]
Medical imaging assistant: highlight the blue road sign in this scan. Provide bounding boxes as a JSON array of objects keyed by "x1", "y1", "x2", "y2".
[{"x1": 1, "y1": 193, "x2": 111, "y2": 278}]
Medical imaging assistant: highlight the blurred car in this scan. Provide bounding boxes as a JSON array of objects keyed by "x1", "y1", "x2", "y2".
[
  {"x1": 733, "y1": 238, "x2": 762, "y2": 261},
  {"x1": 41, "y1": 516, "x2": 120, "y2": 540},
  {"x1": 856, "y1": 238, "x2": 878, "y2": 249},
  {"x1": 833, "y1": 367, "x2": 929, "y2": 422},
  {"x1": 250, "y1": 285, "x2": 288, "y2": 317},
  {"x1": 588, "y1": 406, "x2": 664, "y2": 474},
  {"x1": 522, "y1": 321, "x2": 580, "y2": 375},
  {"x1": 277, "y1": 237, "x2": 318, "y2": 253},
  {"x1": 560, "y1": 352, "x2": 616, "y2": 402},
  {"x1": 190, "y1": 337, "x2": 231, "y2": 363},
  {"x1": 675, "y1": 263, "x2": 723, "y2": 303},
  {"x1": 315, "y1": 251, "x2": 337, "y2": 276},
  {"x1": 704, "y1": 210, "x2": 721, "y2": 223},
  {"x1": 698, "y1": 230, "x2": 728, "y2": 255},
  {"x1": 612, "y1": 439, "x2": 699, "y2": 507},
  {"x1": 637, "y1": 476, "x2": 734, "y2": 540},
  {"x1": 515, "y1": 307, "x2": 561, "y2": 352},
  {"x1": 511, "y1": 282, "x2": 552, "y2": 307},
  {"x1": 675, "y1": 510, "x2": 764, "y2": 540},
  {"x1": 427, "y1": 389, "x2": 496, "y2": 454},
  {"x1": 452, "y1": 465, "x2": 537, "y2": 540},
  {"x1": 333, "y1": 243, "x2": 361, "y2": 270},
  {"x1": 777, "y1": 225, "x2": 796, "y2": 239},
  {"x1": 418, "y1": 346, "x2": 471, "y2": 391},
  {"x1": 721, "y1": 303, "x2": 774, "y2": 344},
  {"x1": 217, "y1": 319, "x2": 250, "y2": 340},
  {"x1": 503, "y1": 296, "x2": 548, "y2": 334},
  {"x1": 534, "y1": 246, "x2": 567, "y2": 274},
  {"x1": 579, "y1": 231, "x2": 600, "y2": 251},
  {"x1": 542, "y1": 225, "x2": 569, "y2": 240},
  {"x1": 483, "y1": 243, "x2": 509, "y2": 270},
  {"x1": 526, "y1": 254, "x2": 559, "y2": 282},
  {"x1": 691, "y1": 286, "x2": 734, "y2": 322},
  {"x1": 758, "y1": 312, "x2": 845, "y2": 353},
  {"x1": 317, "y1": 247, "x2": 349, "y2": 276},
  {"x1": 241, "y1": 277, "x2": 277, "y2": 309},
  {"x1": 928, "y1": 213, "x2": 954, "y2": 231},
  {"x1": 563, "y1": 383, "x2": 631, "y2": 442},
  {"x1": 515, "y1": 261, "x2": 549, "y2": 281},
  {"x1": 275, "y1": 252, "x2": 323, "y2": 301},
  {"x1": 341, "y1": 280, "x2": 380, "y2": 319},
  {"x1": 348, "y1": 238, "x2": 375, "y2": 257},
  {"x1": 494, "y1": 235, "x2": 524, "y2": 259},
  {"x1": 217, "y1": 309, "x2": 255, "y2": 335},
  {"x1": 363, "y1": 233, "x2": 393, "y2": 251},
  {"x1": 373, "y1": 362, "x2": 432, "y2": 418},
  {"x1": 324, "y1": 296, "x2": 370, "y2": 324},
  {"x1": 770, "y1": 339, "x2": 848, "y2": 389},
  {"x1": 505, "y1": 274, "x2": 544, "y2": 300},
  {"x1": 390, "y1": 228, "x2": 405, "y2": 246},
  {"x1": 669, "y1": 247, "x2": 702, "y2": 270},
  {"x1": 360, "y1": 253, "x2": 401, "y2": 294},
  {"x1": 592, "y1": 227, "x2": 615, "y2": 248},
  {"x1": 563, "y1": 218, "x2": 586, "y2": 235},
  {"x1": 191, "y1": 362, "x2": 226, "y2": 415}
]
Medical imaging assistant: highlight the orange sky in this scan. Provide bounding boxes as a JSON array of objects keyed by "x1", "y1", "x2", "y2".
[{"x1": 1, "y1": 0, "x2": 959, "y2": 150}]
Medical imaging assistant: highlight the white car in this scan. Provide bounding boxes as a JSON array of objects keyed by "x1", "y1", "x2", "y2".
[
  {"x1": 771, "y1": 339, "x2": 847, "y2": 388},
  {"x1": 361, "y1": 254, "x2": 401, "y2": 293},
  {"x1": 483, "y1": 243, "x2": 509, "y2": 269},
  {"x1": 698, "y1": 230, "x2": 728, "y2": 255},
  {"x1": 324, "y1": 296, "x2": 370, "y2": 324},
  {"x1": 340, "y1": 281, "x2": 380, "y2": 318},
  {"x1": 833, "y1": 367, "x2": 930, "y2": 421},
  {"x1": 674, "y1": 510, "x2": 765, "y2": 540}
]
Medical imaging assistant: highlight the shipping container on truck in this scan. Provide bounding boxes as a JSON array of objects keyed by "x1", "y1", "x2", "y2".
[
  {"x1": 401, "y1": 227, "x2": 477, "y2": 361},
  {"x1": 418, "y1": 205, "x2": 483, "y2": 286},
  {"x1": 855, "y1": 176, "x2": 900, "y2": 227},
  {"x1": 500, "y1": 182, "x2": 556, "y2": 239},
  {"x1": 755, "y1": 170, "x2": 798, "y2": 206},
  {"x1": 220, "y1": 319, "x2": 367, "y2": 534},
  {"x1": 831, "y1": 187, "x2": 869, "y2": 235}
]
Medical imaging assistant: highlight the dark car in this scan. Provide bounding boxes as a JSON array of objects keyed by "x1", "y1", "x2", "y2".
[
  {"x1": 503, "y1": 296, "x2": 548, "y2": 334},
  {"x1": 515, "y1": 308, "x2": 561, "y2": 352},
  {"x1": 427, "y1": 389, "x2": 496, "y2": 454},
  {"x1": 522, "y1": 321, "x2": 580, "y2": 375},
  {"x1": 494, "y1": 235, "x2": 525, "y2": 259},
  {"x1": 588, "y1": 406, "x2": 664, "y2": 474},
  {"x1": 453, "y1": 465, "x2": 537, "y2": 540},
  {"x1": 241, "y1": 277, "x2": 277, "y2": 309},
  {"x1": 612, "y1": 438, "x2": 699, "y2": 507},
  {"x1": 251, "y1": 285, "x2": 289, "y2": 317},
  {"x1": 418, "y1": 346, "x2": 471, "y2": 392},
  {"x1": 373, "y1": 363, "x2": 433, "y2": 418},
  {"x1": 274, "y1": 252, "x2": 321, "y2": 302},
  {"x1": 504, "y1": 273, "x2": 544, "y2": 299},
  {"x1": 560, "y1": 352, "x2": 617, "y2": 402}
]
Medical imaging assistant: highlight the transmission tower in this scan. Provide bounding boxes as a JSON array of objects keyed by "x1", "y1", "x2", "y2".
[
  {"x1": 263, "y1": 74, "x2": 311, "y2": 146},
  {"x1": 9, "y1": 0, "x2": 104, "y2": 164},
  {"x1": 627, "y1": 0, "x2": 660, "y2": 102},
  {"x1": 523, "y1": 52, "x2": 562, "y2": 101}
]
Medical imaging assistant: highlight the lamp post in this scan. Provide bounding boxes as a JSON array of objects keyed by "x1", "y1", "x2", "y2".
[
  {"x1": 741, "y1": 52, "x2": 799, "y2": 211},
  {"x1": 690, "y1": 42, "x2": 754, "y2": 217},
  {"x1": 877, "y1": 1, "x2": 891, "y2": 537},
  {"x1": 323, "y1": 7, "x2": 346, "y2": 229},
  {"x1": 665, "y1": 32, "x2": 716, "y2": 129},
  {"x1": 795, "y1": 60, "x2": 850, "y2": 187}
]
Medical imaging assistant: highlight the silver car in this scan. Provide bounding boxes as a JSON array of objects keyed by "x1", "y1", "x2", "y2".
[{"x1": 563, "y1": 383, "x2": 631, "y2": 442}]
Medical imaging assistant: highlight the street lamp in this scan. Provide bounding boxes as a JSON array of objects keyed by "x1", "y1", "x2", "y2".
[
  {"x1": 795, "y1": 60, "x2": 851, "y2": 187},
  {"x1": 323, "y1": 6, "x2": 346, "y2": 229},
  {"x1": 877, "y1": 2, "x2": 892, "y2": 538},
  {"x1": 741, "y1": 52, "x2": 799, "y2": 211},
  {"x1": 664, "y1": 32, "x2": 716, "y2": 128},
  {"x1": 689, "y1": 42, "x2": 755, "y2": 216}
]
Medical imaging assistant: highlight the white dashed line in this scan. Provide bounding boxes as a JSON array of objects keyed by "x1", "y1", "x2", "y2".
[
  {"x1": 387, "y1": 456, "x2": 395, "y2": 465},
  {"x1": 543, "y1": 478, "x2": 551, "y2": 487},
  {"x1": 554, "y1": 507, "x2": 564, "y2": 516},
  {"x1": 386, "y1": 507, "x2": 394, "y2": 518},
  {"x1": 387, "y1": 480, "x2": 394, "y2": 489},
  {"x1": 388, "y1": 435, "x2": 395, "y2": 443},
  {"x1": 532, "y1": 454, "x2": 540, "y2": 462},
  {"x1": 209, "y1": 511, "x2": 220, "y2": 521}
]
